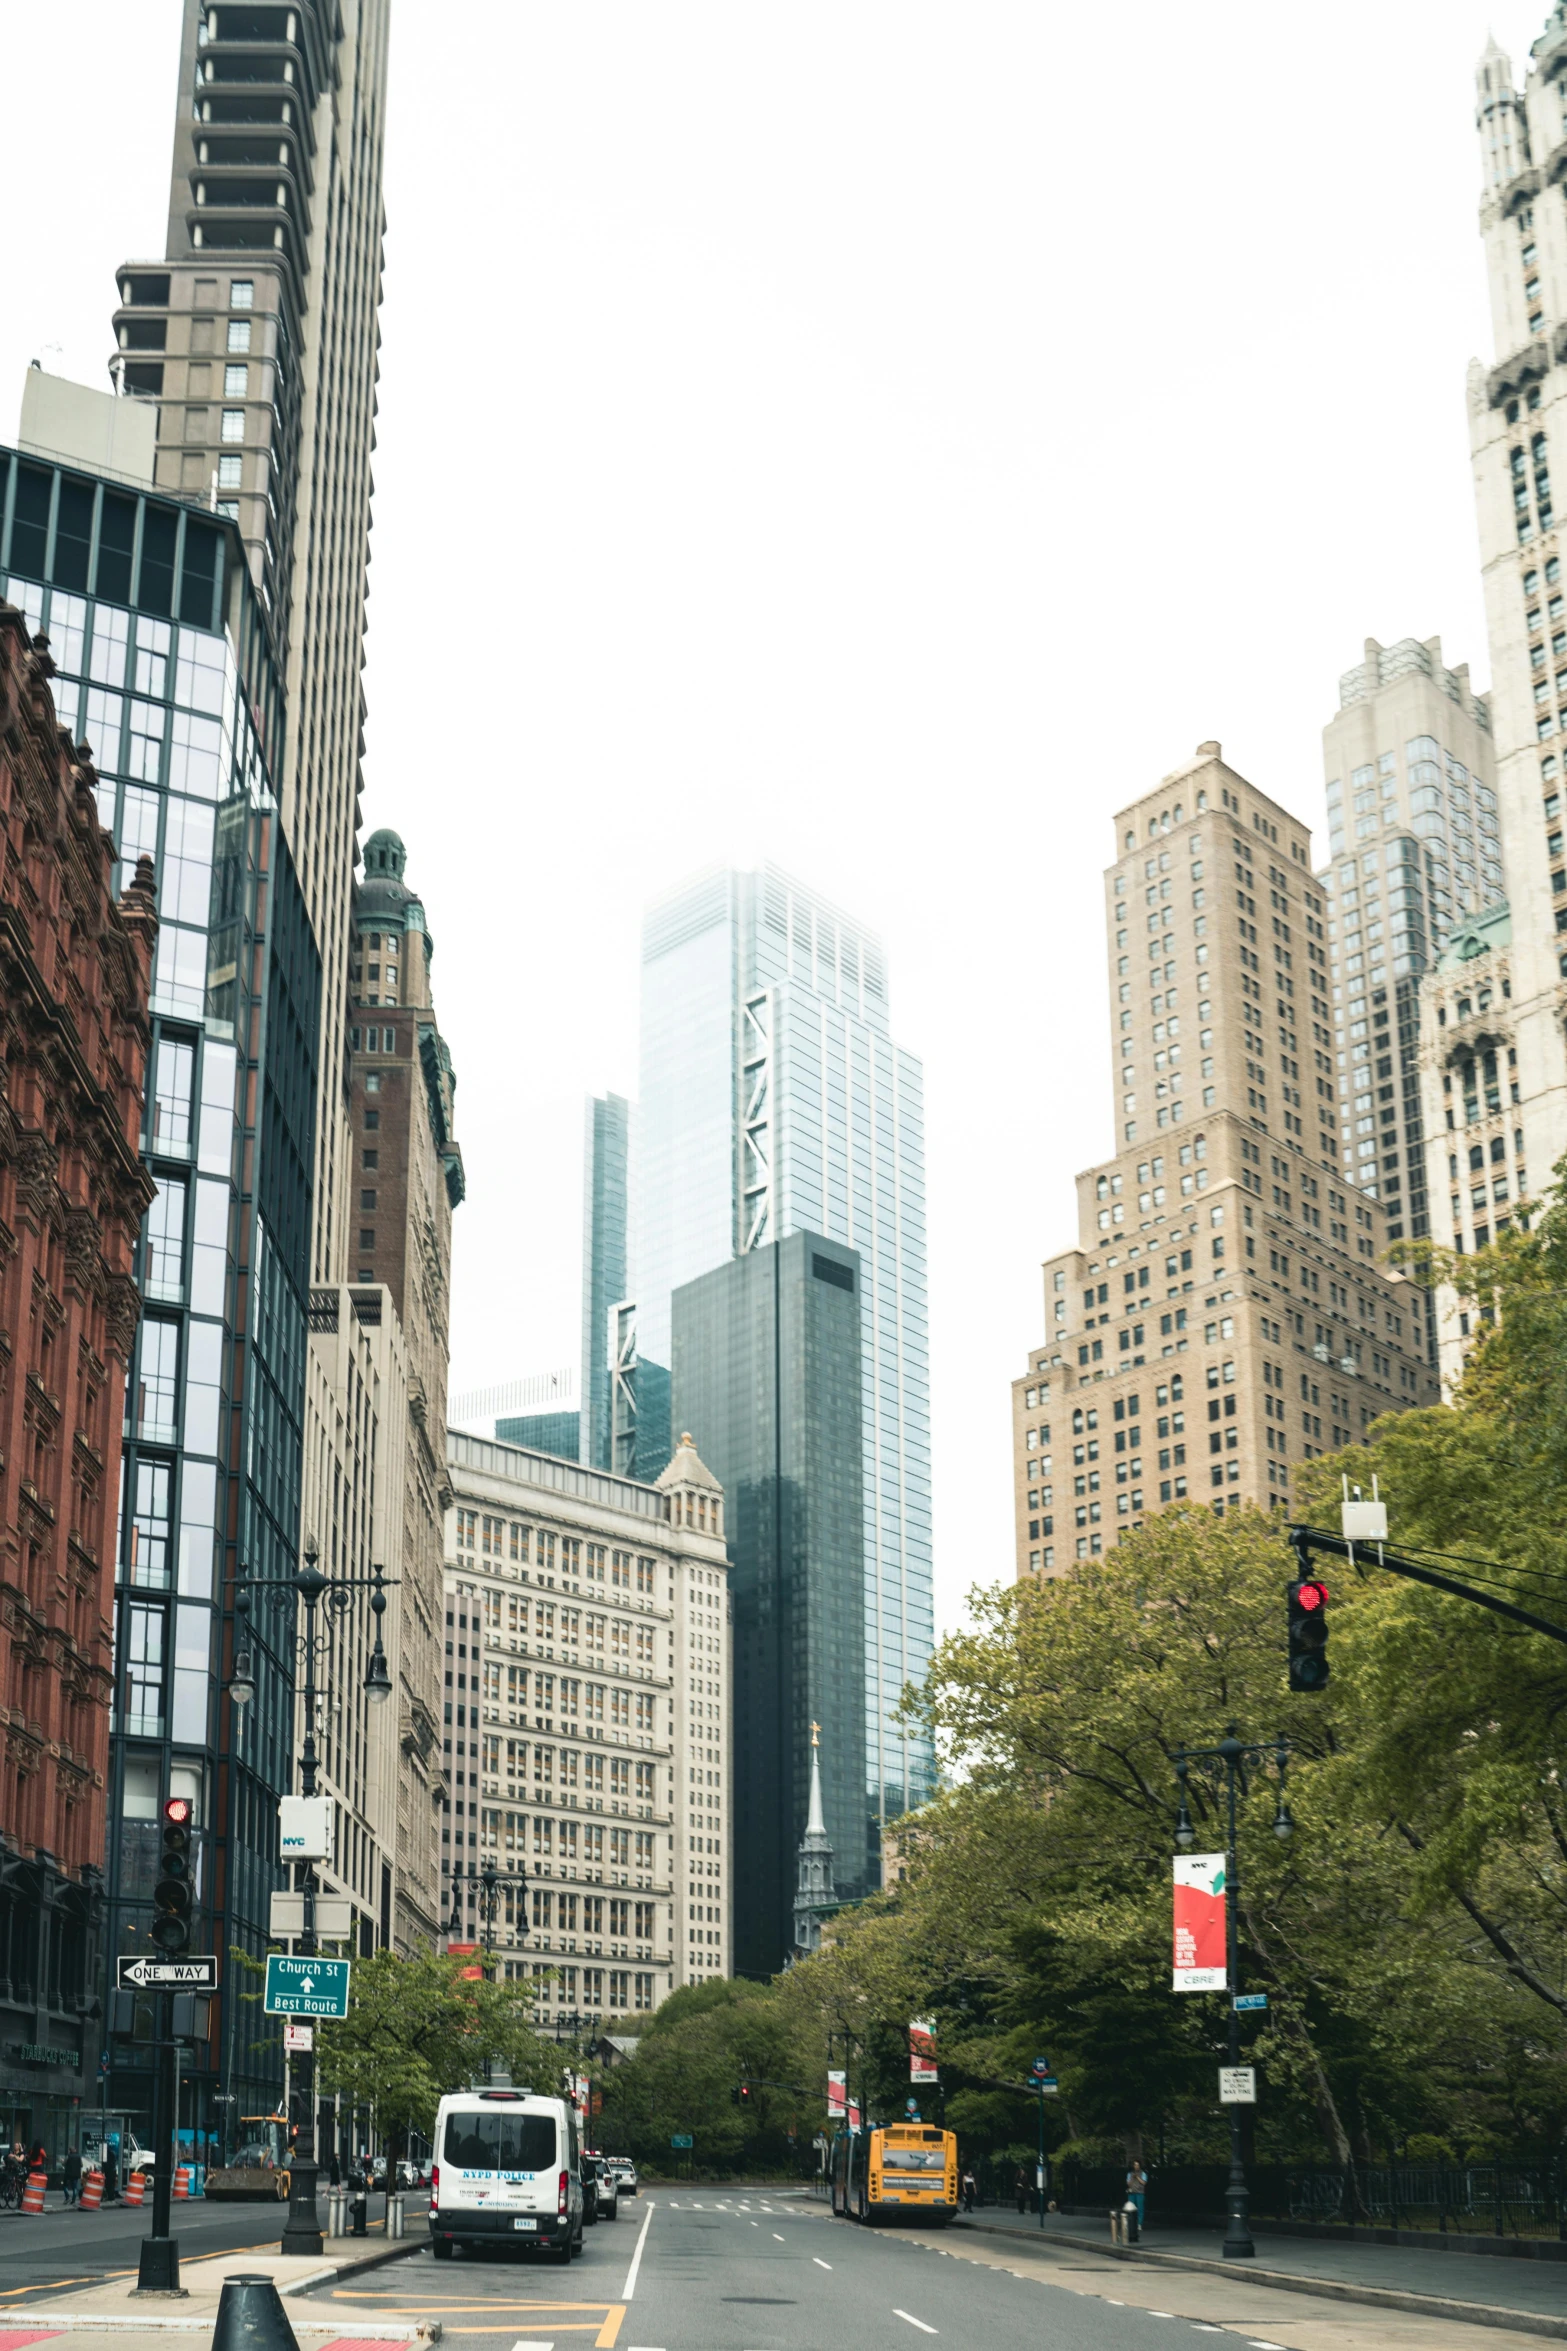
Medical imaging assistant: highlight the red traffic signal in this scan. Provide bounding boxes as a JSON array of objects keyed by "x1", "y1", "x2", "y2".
[
  {"x1": 1287, "y1": 1577, "x2": 1331, "y2": 1692},
  {"x1": 162, "y1": 1797, "x2": 193, "y2": 1827}
]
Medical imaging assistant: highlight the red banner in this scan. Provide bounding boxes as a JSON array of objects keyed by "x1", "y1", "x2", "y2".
[
  {"x1": 909, "y1": 2018, "x2": 938, "y2": 2084},
  {"x1": 1173, "y1": 1853, "x2": 1227, "y2": 1991}
]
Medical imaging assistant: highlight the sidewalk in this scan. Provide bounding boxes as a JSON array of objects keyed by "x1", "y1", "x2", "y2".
[
  {"x1": 953, "y1": 2206, "x2": 1567, "y2": 2334},
  {"x1": 10, "y1": 2233, "x2": 431, "y2": 2348}
]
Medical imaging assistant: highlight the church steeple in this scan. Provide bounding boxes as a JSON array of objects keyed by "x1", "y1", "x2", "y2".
[{"x1": 792, "y1": 1723, "x2": 837, "y2": 1959}]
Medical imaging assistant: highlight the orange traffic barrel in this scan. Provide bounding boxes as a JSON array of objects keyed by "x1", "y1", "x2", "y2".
[
  {"x1": 80, "y1": 2169, "x2": 104, "y2": 2211},
  {"x1": 21, "y1": 2169, "x2": 45, "y2": 2214},
  {"x1": 174, "y1": 2164, "x2": 190, "y2": 2199},
  {"x1": 123, "y1": 2170, "x2": 146, "y2": 2207}
]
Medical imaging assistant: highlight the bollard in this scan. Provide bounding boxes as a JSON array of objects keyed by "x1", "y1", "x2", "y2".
[
  {"x1": 80, "y1": 2169, "x2": 104, "y2": 2213},
  {"x1": 327, "y1": 2189, "x2": 345, "y2": 2239},
  {"x1": 123, "y1": 2170, "x2": 146, "y2": 2208},
  {"x1": 1123, "y1": 2198, "x2": 1141, "y2": 2245},
  {"x1": 1108, "y1": 2206, "x2": 1124, "y2": 2246},
  {"x1": 212, "y1": 2273, "x2": 301, "y2": 2351},
  {"x1": 350, "y1": 2190, "x2": 367, "y2": 2238},
  {"x1": 388, "y1": 2193, "x2": 404, "y2": 2241}
]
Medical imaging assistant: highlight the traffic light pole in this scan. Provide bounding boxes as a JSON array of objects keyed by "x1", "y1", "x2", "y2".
[
  {"x1": 1288, "y1": 1525, "x2": 1567, "y2": 1648},
  {"x1": 280, "y1": 1559, "x2": 327, "y2": 2261},
  {"x1": 135, "y1": 1990, "x2": 179, "y2": 2293}
]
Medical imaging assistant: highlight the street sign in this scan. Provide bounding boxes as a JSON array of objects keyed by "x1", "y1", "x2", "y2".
[
  {"x1": 263, "y1": 1954, "x2": 351, "y2": 2017},
  {"x1": 1031, "y1": 2056, "x2": 1050, "y2": 2076},
  {"x1": 117, "y1": 1955, "x2": 218, "y2": 1991},
  {"x1": 670, "y1": 2134, "x2": 693, "y2": 2149},
  {"x1": 1218, "y1": 2066, "x2": 1257, "y2": 2105},
  {"x1": 284, "y1": 2021, "x2": 314, "y2": 2052},
  {"x1": 1233, "y1": 1992, "x2": 1269, "y2": 2012},
  {"x1": 1038, "y1": 2079, "x2": 1060, "y2": 2096},
  {"x1": 270, "y1": 1891, "x2": 354, "y2": 1939}
]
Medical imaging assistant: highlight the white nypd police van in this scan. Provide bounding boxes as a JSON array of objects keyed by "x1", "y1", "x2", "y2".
[{"x1": 428, "y1": 2087, "x2": 583, "y2": 2261}]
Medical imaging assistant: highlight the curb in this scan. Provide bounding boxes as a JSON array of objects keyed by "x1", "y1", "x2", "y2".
[
  {"x1": 286, "y1": 2235, "x2": 428, "y2": 2295},
  {"x1": 947, "y1": 2217, "x2": 1567, "y2": 2342},
  {"x1": 19, "y1": 2321, "x2": 417, "y2": 2335}
]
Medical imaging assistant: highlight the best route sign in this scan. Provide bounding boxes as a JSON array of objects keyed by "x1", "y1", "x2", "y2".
[
  {"x1": 264, "y1": 1955, "x2": 351, "y2": 2018},
  {"x1": 117, "y1": 1956, "x2": 217, "y2": 1991}
]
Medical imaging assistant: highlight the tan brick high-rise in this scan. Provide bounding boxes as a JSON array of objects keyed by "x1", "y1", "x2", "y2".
[{"x1": 1013, "y1": 745, "x2": 1439, "y2": 1577}]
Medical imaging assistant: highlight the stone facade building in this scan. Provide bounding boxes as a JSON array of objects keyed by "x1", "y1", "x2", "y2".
[
  {"x1": 0, "y1": 602, "x2": 156, "y2": 2147},
  {"x1": 444, "y1": 1430, "x2": 731, "y2": 2015},
  {"x1": 1013, "y1": 745, "x2": 1439, "y2": 1576}
]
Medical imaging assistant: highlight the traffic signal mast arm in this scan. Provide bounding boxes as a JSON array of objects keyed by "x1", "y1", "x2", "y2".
[{"x1": 1288, "y1": 1525, "x2": 1567, "y2": 1649}]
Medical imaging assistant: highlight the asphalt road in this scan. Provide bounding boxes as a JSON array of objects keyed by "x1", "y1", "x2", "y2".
[
  {"x1": 300, "y1": 2187, "x2": 1370, "y2": 2351},
  {"x1": 0, "y1": 2189, "x2": 423, "y2": 2305}
]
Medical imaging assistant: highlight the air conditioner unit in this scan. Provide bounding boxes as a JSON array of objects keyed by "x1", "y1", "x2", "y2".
[{"x1": 1312, "y1": 1343, "x2": 1330, "y2": 1362}]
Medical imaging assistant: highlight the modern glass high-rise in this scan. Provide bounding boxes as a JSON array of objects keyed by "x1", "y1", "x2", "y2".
[
  {"x1": 671, "y1": 1233, "x2": 868, "y2": 1973},
  {"x1": 0, "y1": 445, "x2": 319, "y2": 2150},
  {"x1": 579, "y1": 1094, "x2": 631, "y2": 1470},
  {"x1": 631, "y1": 864, "x2": 934, "y2": 1854}
]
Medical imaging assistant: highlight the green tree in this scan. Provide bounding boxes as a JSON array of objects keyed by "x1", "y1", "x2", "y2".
[{"x1": 314, "y1": 1951, "x2": 557, "y2": 2164}]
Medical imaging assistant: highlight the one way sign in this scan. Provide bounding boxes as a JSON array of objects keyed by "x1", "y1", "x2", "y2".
[
  {"x1": 117, "y1": 1956, "x2": 218, "y2": 1990},
  {"x1": 264, "y1": 1954, "x2": 351, "y2": 2018}
]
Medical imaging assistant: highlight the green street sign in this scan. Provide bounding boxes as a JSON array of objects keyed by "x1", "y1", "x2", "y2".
[
  {"x1": 264, "y1": 1955, "x2": 351, "y2": 2018},
  {"x1": 670, "y1": 2134, "x2": 693, "y2": 2149}
]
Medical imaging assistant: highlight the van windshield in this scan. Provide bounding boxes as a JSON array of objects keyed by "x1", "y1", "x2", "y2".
[{"x1": 443, "y1": 2111, "x2": 557, "y2": 2171}]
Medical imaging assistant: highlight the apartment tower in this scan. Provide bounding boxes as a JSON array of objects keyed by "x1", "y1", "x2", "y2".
[
  {"x1": 1319, "y1": 640, "x2": 1502, "y2": 1277},
  {"x1": 1012, "y1": 745, "x2": 1439, "y2": 1577}
]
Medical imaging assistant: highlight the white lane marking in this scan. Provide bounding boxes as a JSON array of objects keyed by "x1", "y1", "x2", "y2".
[
  {"x1": 772, "y1": 2231, "x2": 785, "y2": 2241},
  {"x1": 507, "y1": 2342, "x2": 554, "y2": 2350},
  {"x1": 621, "y1": 2196, "x2": 655, "y2": 2300},
  {"x1": 814, "y1": 2256, "x2": 832, "y2": 2269},
  {"x1": 894, "y1": 2313, "x2": 937, "y2": 2335},
  {"x1": 1248, "y1": 2343, "x2": 1289, "y2": 2349}
]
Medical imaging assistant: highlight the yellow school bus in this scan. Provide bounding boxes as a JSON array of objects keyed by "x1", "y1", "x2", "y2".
[{"x1": 832, "y1": 2124, "x2": 957, "y2": 2224}]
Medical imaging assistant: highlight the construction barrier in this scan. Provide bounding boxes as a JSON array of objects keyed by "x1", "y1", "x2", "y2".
[
  {"x1": 80, "y1": 2169, "x2": 104, "y2": 2212},
  {"x1": 22, "y1": 2169, "x2": 45, "y2": 2215},
  {"x1": 123, "y1": 2170, "x2": 146, "y2": 2208},
  {"x1": 174, "y1": 2165, "x2": 191, "y2": 2199}
]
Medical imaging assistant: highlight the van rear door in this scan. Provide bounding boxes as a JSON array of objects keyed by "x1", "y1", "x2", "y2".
[{"x1": 442, "y1": 2107, "x2": 560, "y2": 2216}]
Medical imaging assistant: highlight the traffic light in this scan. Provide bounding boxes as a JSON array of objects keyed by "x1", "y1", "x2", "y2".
[
  {"x1": 731, "y1": 2083, "x2": 754, "y2": 2108},
  {"x1": 1287, "y1": 1576, "x2": 1330, "y2": 1692},
  {"x1": 152, "y1": 1795, "x2": 194, "y2": 1952}
]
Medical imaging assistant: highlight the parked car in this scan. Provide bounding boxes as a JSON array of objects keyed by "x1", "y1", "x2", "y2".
[
  {"x1": 582, "y1": 2155, "x2": 617, "y2": 2221},
  {"x1": 396, "y1": 2158, "x2": 427, "y2": 2189},
  {"x1": 605, "y1": 2156, "x2": 638, "y2": 2197}
]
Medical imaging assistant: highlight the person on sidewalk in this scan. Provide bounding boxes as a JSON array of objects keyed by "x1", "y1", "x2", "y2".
[
  {"x1": 62, "y1": 2148, "x2": 82, "y2": 2206},
  {"x1": 1126, "y1": 2158, "x2": 1148, "y2": 2228},
  {"x1": 961, "y1": 2166, "x2": 977, "y2": 2213},
  {"x1": 1014, "y1": 2164, "x2": 1028, "y2": 2215}
]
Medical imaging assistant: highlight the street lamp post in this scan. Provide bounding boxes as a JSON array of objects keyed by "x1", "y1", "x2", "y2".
[
  {"x1": 233, "y1": 1542, "x2": 394, "y2": 2259},
  {"x1": 1171, "y1": 1725, "x2": 1292, "y2": 2262}
]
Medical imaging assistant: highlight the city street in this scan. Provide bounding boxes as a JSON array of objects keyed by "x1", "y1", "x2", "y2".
[
  {"x1": 296, "y1": 2190, "x2": 1562, "y2": 2351},
  {"x1": 0, "y1": 2192, "x2": 424, "y2": 2306}
]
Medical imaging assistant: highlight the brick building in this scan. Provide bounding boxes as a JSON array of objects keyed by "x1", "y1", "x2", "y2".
[{"x1": 0, "y1": 602, "x2": 155, "y2": 2147}]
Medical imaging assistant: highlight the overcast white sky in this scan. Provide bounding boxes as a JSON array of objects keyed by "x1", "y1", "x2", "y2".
[{"x1": 2, "y1": 2, "x2": 1543, "y2": 1633}]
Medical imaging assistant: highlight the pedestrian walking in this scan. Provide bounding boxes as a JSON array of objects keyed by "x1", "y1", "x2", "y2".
[
  {"x1": 62, "y1": 2148, "x2": 82, "y2": 2207},
  {"x1": 961, "y1": 2166, "x2": 977, "y2": 2213},
  {"x1": 328, "y1": 2152, "x2": 341, "y2": 2188},
  {"x1": 1014, "y1": 2164, "x2": 1028, "y2": 2215},
  {"x1": 1126, "y1": 2159, "x2": 1148, "y2": 2228}
]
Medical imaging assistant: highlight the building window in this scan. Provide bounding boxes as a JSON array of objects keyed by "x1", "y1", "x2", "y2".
[
  {"x1": 227, "y1": 319, "x2": 251, "y2": 354},
  {"x1": 230, "y1": 280, "x2": 254, "y2": 308},
  {"x1": 223, "y1": 364, "x2": 248, "y2": 396},
  {"x1": 125, "y1": 1605, "x2": 165, "y2": 1735},
  {"x1": 217, "y1": 454, "x2": 242, "y2": 488},
  {"x1": 220, "y1": 409, "x2": 245, "y2": 443}
]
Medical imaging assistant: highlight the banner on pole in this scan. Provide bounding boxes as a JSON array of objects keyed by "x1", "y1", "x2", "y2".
[
  {"x1": 909, "y1": 2018, "x2": 938, "y2": 2084},
  {"x1": 827, "y1": 2069, "x2": 861, "y2": 2127},
  {"x1": 1173, "y1": 1853, "x2": 1227, "y2": 1991}
]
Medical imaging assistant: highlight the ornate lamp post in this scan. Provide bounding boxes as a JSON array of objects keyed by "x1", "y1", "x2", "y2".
[
  {"x1": 232, "y1": 1541, "x2": 394, "y2": 2258},
  {"x1": 1171, "y1": 1725, "x2": 1292, "y2": 2261}
]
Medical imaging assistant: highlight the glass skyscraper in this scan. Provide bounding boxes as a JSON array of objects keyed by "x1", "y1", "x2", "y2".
[
  {"x1": 624, "y1": 864, "x2": 933, "y2": 1859},
  {"x1": 579, "y1": 1093, "x2": 631, "y2": 1471},
  {"x1": 0, "y1": 445, "x2": 318, "y2": 2145}
]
